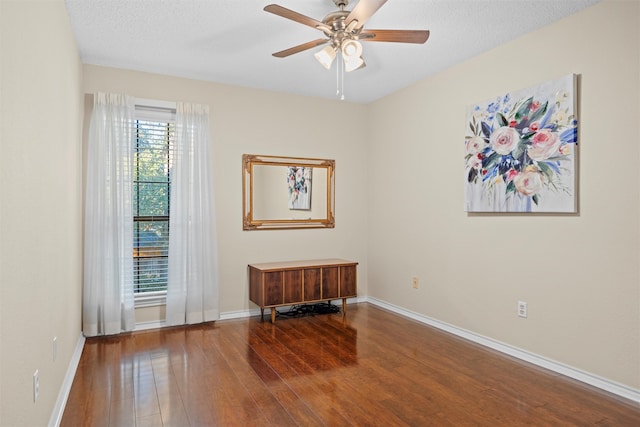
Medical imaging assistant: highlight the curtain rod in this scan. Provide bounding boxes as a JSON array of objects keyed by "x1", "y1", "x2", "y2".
[{"x1": 135, "y1": 97, "x2": 176, "y2": 112}]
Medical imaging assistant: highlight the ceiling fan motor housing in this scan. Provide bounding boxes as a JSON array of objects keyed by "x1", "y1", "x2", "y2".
[
  {"x1": 323, "y1": 10, "x2": 359, "y2": 48},
  {"x1": 324, "y1": 10, "x2": 349, "y2": 30}
]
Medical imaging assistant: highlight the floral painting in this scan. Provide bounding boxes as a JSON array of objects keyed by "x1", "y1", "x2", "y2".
[
  {"x1": 287, "y1": 166, "x2": 312, "y2": 210},
  {"x1": 465, "y1": 74, "x2": 578, "y2": 212}
]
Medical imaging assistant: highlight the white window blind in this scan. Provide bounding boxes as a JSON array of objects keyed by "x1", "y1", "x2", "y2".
[{"x1": 133, "y1": 103, "x2": 175, "y2": 301}]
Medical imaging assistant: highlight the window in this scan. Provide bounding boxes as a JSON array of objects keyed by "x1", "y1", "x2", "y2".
[{"x1": 133, "y1": 105, "x2": 175, "y2": 304}]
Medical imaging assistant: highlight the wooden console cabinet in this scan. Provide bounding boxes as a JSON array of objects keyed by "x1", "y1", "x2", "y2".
[{"x1": 249, "y1": 259, "x2": 358, "y2": 323}]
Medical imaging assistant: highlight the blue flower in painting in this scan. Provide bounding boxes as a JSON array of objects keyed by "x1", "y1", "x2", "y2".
[{"x1": 486, "y1": 102, "x2": 500, "y2": 114}]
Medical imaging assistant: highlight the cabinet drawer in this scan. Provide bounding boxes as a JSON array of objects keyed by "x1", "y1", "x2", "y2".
[
  {"x1": 283, "y1": 269, "x2": 303, "y2": 304},
  {"x1": 263, "y1": 271, "x2": 283, "y2": 306},
  {"x1": 322, "y1": 266, "x2": 339, "y2": 299},
  {"x1": 340, "y1": 265, "x2": 357, "y2": 297},
  {"x1": 304, "y1": 268, "x2": 321, "y2": 301}
]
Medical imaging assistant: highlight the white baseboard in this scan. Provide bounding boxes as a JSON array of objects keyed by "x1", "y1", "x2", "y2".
[
  {"x1": 134, "y1": 320, "x2": 166, "y2": 332},
  {"x1": 49, "y1": 333, "x2": 85, "y2": 427},
  {"x1": 220, "y1": 308, "x2": 261, "y2": 320},
  {"x1": 365, "y1": 296, "x2": 640, "y2": 404}
]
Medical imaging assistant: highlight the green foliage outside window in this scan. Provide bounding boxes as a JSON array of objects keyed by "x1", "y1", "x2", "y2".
[{"x1": 133, "y1": 120, "x2": 173, "y2": 293}]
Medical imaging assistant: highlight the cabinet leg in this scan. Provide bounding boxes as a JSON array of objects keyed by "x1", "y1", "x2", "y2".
[
  {"x1": 342, "y1": 298, "x2": 347, "y2": 317},
  {"x1": 260, "y1": 308, "x2": 264, "y2": 321},
  {"x1": 271, "y1": 308, "x2": 276, "y2": 324}
]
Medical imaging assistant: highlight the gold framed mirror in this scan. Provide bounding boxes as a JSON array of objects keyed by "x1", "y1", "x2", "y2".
[{"x1": 243, "y1": 154, "x2": 335, "y2": 230}]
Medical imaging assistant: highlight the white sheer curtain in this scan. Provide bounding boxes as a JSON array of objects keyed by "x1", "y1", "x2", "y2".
[
  {"x1": 83, "y1": 93, "x2": 135, "y2": 337},
  {"x1": 166, "y1": 102, "x2": 219, "y2": 325}
]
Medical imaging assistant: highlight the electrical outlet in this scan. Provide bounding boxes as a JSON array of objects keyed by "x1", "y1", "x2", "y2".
[
  {"x1": 412, "y1": 276, "x2": 419, "y2": 289},
  {"x1": 517, "y1": 300, "x2": 528, "y2": 318},
  {"x1": 53, "y1": 337, "x2": 57, "y2": 362},
  {"x1": 33, "y1": 370, "x2": 39, "y2": 402}
]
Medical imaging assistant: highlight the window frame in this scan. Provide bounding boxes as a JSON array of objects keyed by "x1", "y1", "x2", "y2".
[{"x1": 133, "y1": 99, "x2": 176, "y2": 307}]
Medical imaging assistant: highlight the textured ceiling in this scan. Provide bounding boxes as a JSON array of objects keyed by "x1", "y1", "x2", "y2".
[{"x1": 64, "y1": 0, "x2": 600, "y2": 104}]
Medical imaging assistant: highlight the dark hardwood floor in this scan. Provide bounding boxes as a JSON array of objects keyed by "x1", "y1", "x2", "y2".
[{"x1": 61, "y1": 303, "x2": 640, "y2": 426}]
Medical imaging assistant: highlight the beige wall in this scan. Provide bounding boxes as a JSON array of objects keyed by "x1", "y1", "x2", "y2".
[
  {"x1": 367, "y1": 0, "x2": 639, "y2": 389},
  {"x1": 82, "y1": 65, "x2": 370, "y2": 319},
  {"x1": 0, "y1": 0, "x2": 84, "y2": 425}
]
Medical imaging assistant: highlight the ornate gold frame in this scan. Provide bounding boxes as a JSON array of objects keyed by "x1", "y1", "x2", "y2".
[{"x1": 242, "y1": 154, "x2": 335, "y2": 230}]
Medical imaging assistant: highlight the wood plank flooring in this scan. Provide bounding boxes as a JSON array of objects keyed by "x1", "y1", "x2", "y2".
[{"x1": 61, "y1": 303, "x2": 640, "y2": 426}]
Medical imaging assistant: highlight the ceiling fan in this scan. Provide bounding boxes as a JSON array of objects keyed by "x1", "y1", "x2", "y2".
[{"x1": 264, "y1": 0, "x2": 430, "y2": 72}]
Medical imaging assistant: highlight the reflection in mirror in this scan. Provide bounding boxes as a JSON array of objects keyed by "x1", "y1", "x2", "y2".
[
  {"x1": 253, "y1": 165, "x2": 328, "y2": 220},
  {"x1": 243, "y1": 154, "x2": 335, "y2": 230}
]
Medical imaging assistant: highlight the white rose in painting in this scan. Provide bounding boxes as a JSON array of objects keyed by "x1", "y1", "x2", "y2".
[
  {"x1": 528, "y1": 129, "x2": 561, "y2": 161},
  {"x1": 489, "y1": 126, "x2": 519, "y2": 155},
  {"x1": 552, "y1": 108, "x2": 572, "y2": 126},
  {"x1": 514, "y1": 169, "x2": 543, "y2": 196},
  {"x1": 465, "y1": 136, "x2": 487, "y2": 154}
]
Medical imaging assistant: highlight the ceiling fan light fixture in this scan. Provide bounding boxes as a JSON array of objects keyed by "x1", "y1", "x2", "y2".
[
  {"x1": 344, "y1": 55, "x2": 365, "y2": 72},
  {"x1": 341, "y1": 39, "x2": 362, "y2": 59},
  {"x1": 314, "y1": 45, "x2": 337, "y2": 69},
  {"x1": 341, "y1": 39, "x2": 364, "y2": 72}
]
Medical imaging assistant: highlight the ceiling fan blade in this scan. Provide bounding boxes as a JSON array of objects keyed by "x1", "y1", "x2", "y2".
[
  {"x1": 360, "y1": 29, "x2": 430, "y2": 44},
  {"x1": 272, "y1": 39, "x2": 329, "y2": 58},
  {"x1": 346, "y1": 0, "x2": 388, "y2": 30},
  {"x1": 264, "y1": 4, "x2": 331, "y2": 33}
]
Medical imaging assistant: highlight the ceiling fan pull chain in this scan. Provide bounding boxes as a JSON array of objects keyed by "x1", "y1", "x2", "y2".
[
  {"x1": 341, "y1": 63, "x2": 345, "y2": 101},
  {"x1": 336, "y1": 51, "x2": 344, "y2": 100},
  {"x1": 336, "y1": 52, "x2": 340, "y2": 96}
]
